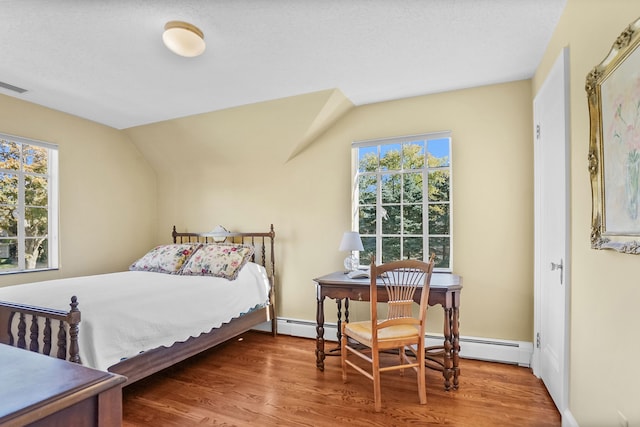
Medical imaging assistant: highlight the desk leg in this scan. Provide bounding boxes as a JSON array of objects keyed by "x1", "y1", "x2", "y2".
[
  {"x1": 344, "y1": 298, "x2": 350, "y2": 324},
  {"x1": 443, "y1": 307, "x2": 453, "y2": 391},
  {"x1": 335, "y1": 298, "x2": 342, "y2": 343},
  {"x1": 334, "y1": 298, "x2": 349, "y2": 345},
  {"x1": 315, "y1": 296, "x2": 325, "y2": 371},
  {"x1": 452, "y1": 306, "x2": 460, "y2": 390},
  {"x1": 326, "y1": 298, "x2": 344, "y2": 355}
]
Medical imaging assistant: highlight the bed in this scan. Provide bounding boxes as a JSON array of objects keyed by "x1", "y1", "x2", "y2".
[{"x1": 0, "y1": 225, "x2": 276, "y2": 384}]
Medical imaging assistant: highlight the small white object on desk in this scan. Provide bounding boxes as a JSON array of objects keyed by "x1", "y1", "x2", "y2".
[{"x1": 347, "y1": 268, "x2": 370, "y2": 279}]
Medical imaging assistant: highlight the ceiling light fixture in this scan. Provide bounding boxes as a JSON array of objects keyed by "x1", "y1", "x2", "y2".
[{"x1": 162, "y1": 21, "x2": 205, "y2": 57}]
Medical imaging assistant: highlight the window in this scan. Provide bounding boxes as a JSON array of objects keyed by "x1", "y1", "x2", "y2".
[
  {"x1": 0, "y1": 133, "x2": 59, "y2": 273},
  {"x1": 353, "y1": 132, "x2": 451, "y2": 271}
]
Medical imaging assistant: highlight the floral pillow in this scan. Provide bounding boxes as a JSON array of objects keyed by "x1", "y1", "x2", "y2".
[
  {"x1": 129, "y1": 244, "x2": 200, "y2": 274},
  {"x1": 179, "y1": 243, "x2": 254, "y2": 280}
]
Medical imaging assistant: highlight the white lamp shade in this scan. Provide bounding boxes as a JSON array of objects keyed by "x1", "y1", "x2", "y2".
[
  {"x1": 162, "y1": 21, "x2": 206, "y2": 57},
  {"x1": 339, "y1": 231, "x2": 364, "y2": 252}
]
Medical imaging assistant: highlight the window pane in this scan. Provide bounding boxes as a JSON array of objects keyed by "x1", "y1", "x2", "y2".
[
  {"x1": 0, "y1": 140, "x2": 20, "y2": 170},
  {"x1": 382, "y1": 236, "x2": 400, "y2": 263},
  {"x1": 25, "y1": 175, "x2": 48, "y2": 207},
  {"x1": 0, "y1": 239, "x2": 17, "y2": 272},
  {"x1": 358, "y1": 174, "x2": 377, "y2": 205},
  {"x1": 403, "y1": 204, "x2": 423, "y2": 234},
  {"x1": 380, "y1": 144, "x2": 401, "y2": 171},
  {"x1": 402, "y1": 141, "x2": 425, "y2": 169},
  {"x1": 0, "y1": 207, "x2": 17, "y2": 236},
  {"x1": 0, "y1": 134, "x2": 58, "y2": 274},
  {"x1": 358, "y1": 146, "x2": 378, "y2": 173},
  {"x1": 24, "y1": 237, "x2": 47, "y2": 270},
  {"x1": 359, "y1": 206, "x2": 376, "y2": 234},
  {"x1": 428, "y1": 138, "x2": 450, "y2": 167},
  {"x1": 23, "y1": 145, "x2": 48, "y2": 174},
  {"x1": 360, "y1": 237, "x2": 376, "y2": 266},
  {"x1": 429, "y1": 204, "x2": 450, "y2": 234},
  {"x1": 428, "y1": 170, "x2": 450, "y2": 202},
  {"x1": 37, "y1": 238, "x2": 49, "y2": 268},
  {"x1": 0, "y1": 173, "x2": 18, "y2": 204},
  {"x1": 403, "y1": 172, "x2": 423, "y2": 202},
  {"x1": 403, "y1": 237, "x2": 423, "y2": 260},
  {"x1": 429, "y1": 236, "x2": 451, "y2": 269},
  {"x1": 381, "y1": 173, "x2": 401, "y2": 203},
  {"x1": 25, "y1": 207, "x2": 48, "y2": 237},
  {"x1": 381, "y1": 205, "x2": 400, "y2": 234},
  {"x1": 354, "y1": 132, "x2": 451, "y2": 270}
]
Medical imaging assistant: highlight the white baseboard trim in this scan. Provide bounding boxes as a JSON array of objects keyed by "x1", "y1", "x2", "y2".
[
  {"x1": 562, "y1": 409, "x2": 579, "y2": 427},
  {"x1": 253, "y1": 317, "x2": 533, "y2": 367}
]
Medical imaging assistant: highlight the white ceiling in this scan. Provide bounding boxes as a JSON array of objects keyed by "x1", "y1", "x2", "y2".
[{"x1": 0, "y1": 0, "x2": 566, "y2": 130}]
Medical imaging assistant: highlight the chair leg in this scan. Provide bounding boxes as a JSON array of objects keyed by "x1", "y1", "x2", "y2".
[
  {"x1": 417, "y1": 340, "x2": 427, "y2": 405},
  {"x1": 372, "y1": 349, "x2": 382, "y2": 412},
  {"x1": 399, "y1": 346, "x2": 405, "y2": 376}
]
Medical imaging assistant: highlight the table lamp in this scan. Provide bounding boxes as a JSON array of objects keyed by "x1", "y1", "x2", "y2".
[{"x1": 339, "y1": 231, "x2": 364, "y2": 272}]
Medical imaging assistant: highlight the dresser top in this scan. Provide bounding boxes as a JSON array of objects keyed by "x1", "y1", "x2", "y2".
[{"x1": 0, "y1": 343, "x2": 125, "y2": 423}]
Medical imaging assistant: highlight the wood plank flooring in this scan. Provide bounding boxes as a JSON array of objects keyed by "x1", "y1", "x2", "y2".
[{"x1": 122, "y1": 331, "x2": 560, "y2": 426}]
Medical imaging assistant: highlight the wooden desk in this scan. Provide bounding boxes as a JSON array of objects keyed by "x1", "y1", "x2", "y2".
[
  {"x1": 0, "y1": 344, "x2": 126, "y2": 427},
  {"x1": 313, "y1": 271, "x2": 462, "y2": 391}
]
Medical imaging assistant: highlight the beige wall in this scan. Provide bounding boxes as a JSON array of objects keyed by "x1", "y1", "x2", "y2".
[
  {"x1": 534, "y1": 0, "x2": 640, "y2": 425},
  {"x1": 0, "y1": 94, "x2": 157, "y2": 287},
  {"x1": 126, "y1": 80, "x2": 535, "y2": 341}
]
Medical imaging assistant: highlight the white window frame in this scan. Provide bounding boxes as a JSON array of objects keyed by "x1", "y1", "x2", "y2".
[
  {"x1": 0, "y1": 132, "x2": 59, "y2": 274},
  {"x1": 352, "y1": 131, "x2": 452, "y2": 271}
]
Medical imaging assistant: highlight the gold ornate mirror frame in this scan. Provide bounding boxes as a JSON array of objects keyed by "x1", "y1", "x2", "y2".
[{"x1": 587, "y1": 16, "x2": 640, "y2": 253}]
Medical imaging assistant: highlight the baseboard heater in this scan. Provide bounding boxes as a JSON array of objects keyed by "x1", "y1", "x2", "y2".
[{"x1": 253, "y1": 317, "x2": 533, "y2": 367}]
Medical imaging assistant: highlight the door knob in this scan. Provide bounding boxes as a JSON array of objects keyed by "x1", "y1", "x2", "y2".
[{"x1": 550, "y1": 259, "x2": 563, "y2": 284}]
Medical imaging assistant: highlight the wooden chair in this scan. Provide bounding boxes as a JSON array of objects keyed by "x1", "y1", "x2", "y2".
[{"x1": 340, "y1": 254, "x2": 435, "y2": 412}]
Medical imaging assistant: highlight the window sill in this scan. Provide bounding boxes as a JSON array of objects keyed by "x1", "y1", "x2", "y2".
[{"x1": 0, "y1": 267, "x2": 59, "y2": 276}]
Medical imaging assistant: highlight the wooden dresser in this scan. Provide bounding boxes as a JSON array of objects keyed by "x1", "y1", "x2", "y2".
[{"x1": 0, "y1": 344, "x2": 126, "y2": 427}]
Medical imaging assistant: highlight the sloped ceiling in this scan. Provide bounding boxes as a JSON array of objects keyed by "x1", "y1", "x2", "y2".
[
  {"x1": 286, "y1": 90, "x2": 354, "y2": 161},
  {"x1": 0, "y1": 0, "x2": 566, "y2": 130},
  {"x1": 124, "y1": 89, "x2": 352, "y2": 169}
]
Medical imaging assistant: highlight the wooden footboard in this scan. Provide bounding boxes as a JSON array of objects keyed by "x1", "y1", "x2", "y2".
[{"x1": 0, "y1": 296, "x2": 81, "y2": 364}]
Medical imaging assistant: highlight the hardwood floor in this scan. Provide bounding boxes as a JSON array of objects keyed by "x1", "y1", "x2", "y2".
[{"x1": 122, "y1": 331, "x2": 560, "y2": 426}]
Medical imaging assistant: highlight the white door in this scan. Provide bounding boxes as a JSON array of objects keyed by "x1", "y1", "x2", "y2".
[{"x1": 533, "y1": 47, "x2": 570, "y2": 414}]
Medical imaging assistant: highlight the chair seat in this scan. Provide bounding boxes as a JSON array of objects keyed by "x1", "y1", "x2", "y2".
[{"x1": 345, "y1": 320, "x2": 419, "y2": 343}]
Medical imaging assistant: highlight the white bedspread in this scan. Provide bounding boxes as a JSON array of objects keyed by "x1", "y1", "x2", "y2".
[{"x1": 0, "y1": 263, "x2": 270, "y2": 371}]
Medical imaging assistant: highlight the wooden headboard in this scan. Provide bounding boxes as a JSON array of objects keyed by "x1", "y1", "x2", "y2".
[
  {"x1": 171, "y1": 224, "x2": 277, "y2": 333},
  {"x1": 172, "y1": 224, "x2": 275, "y2": 275}
]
